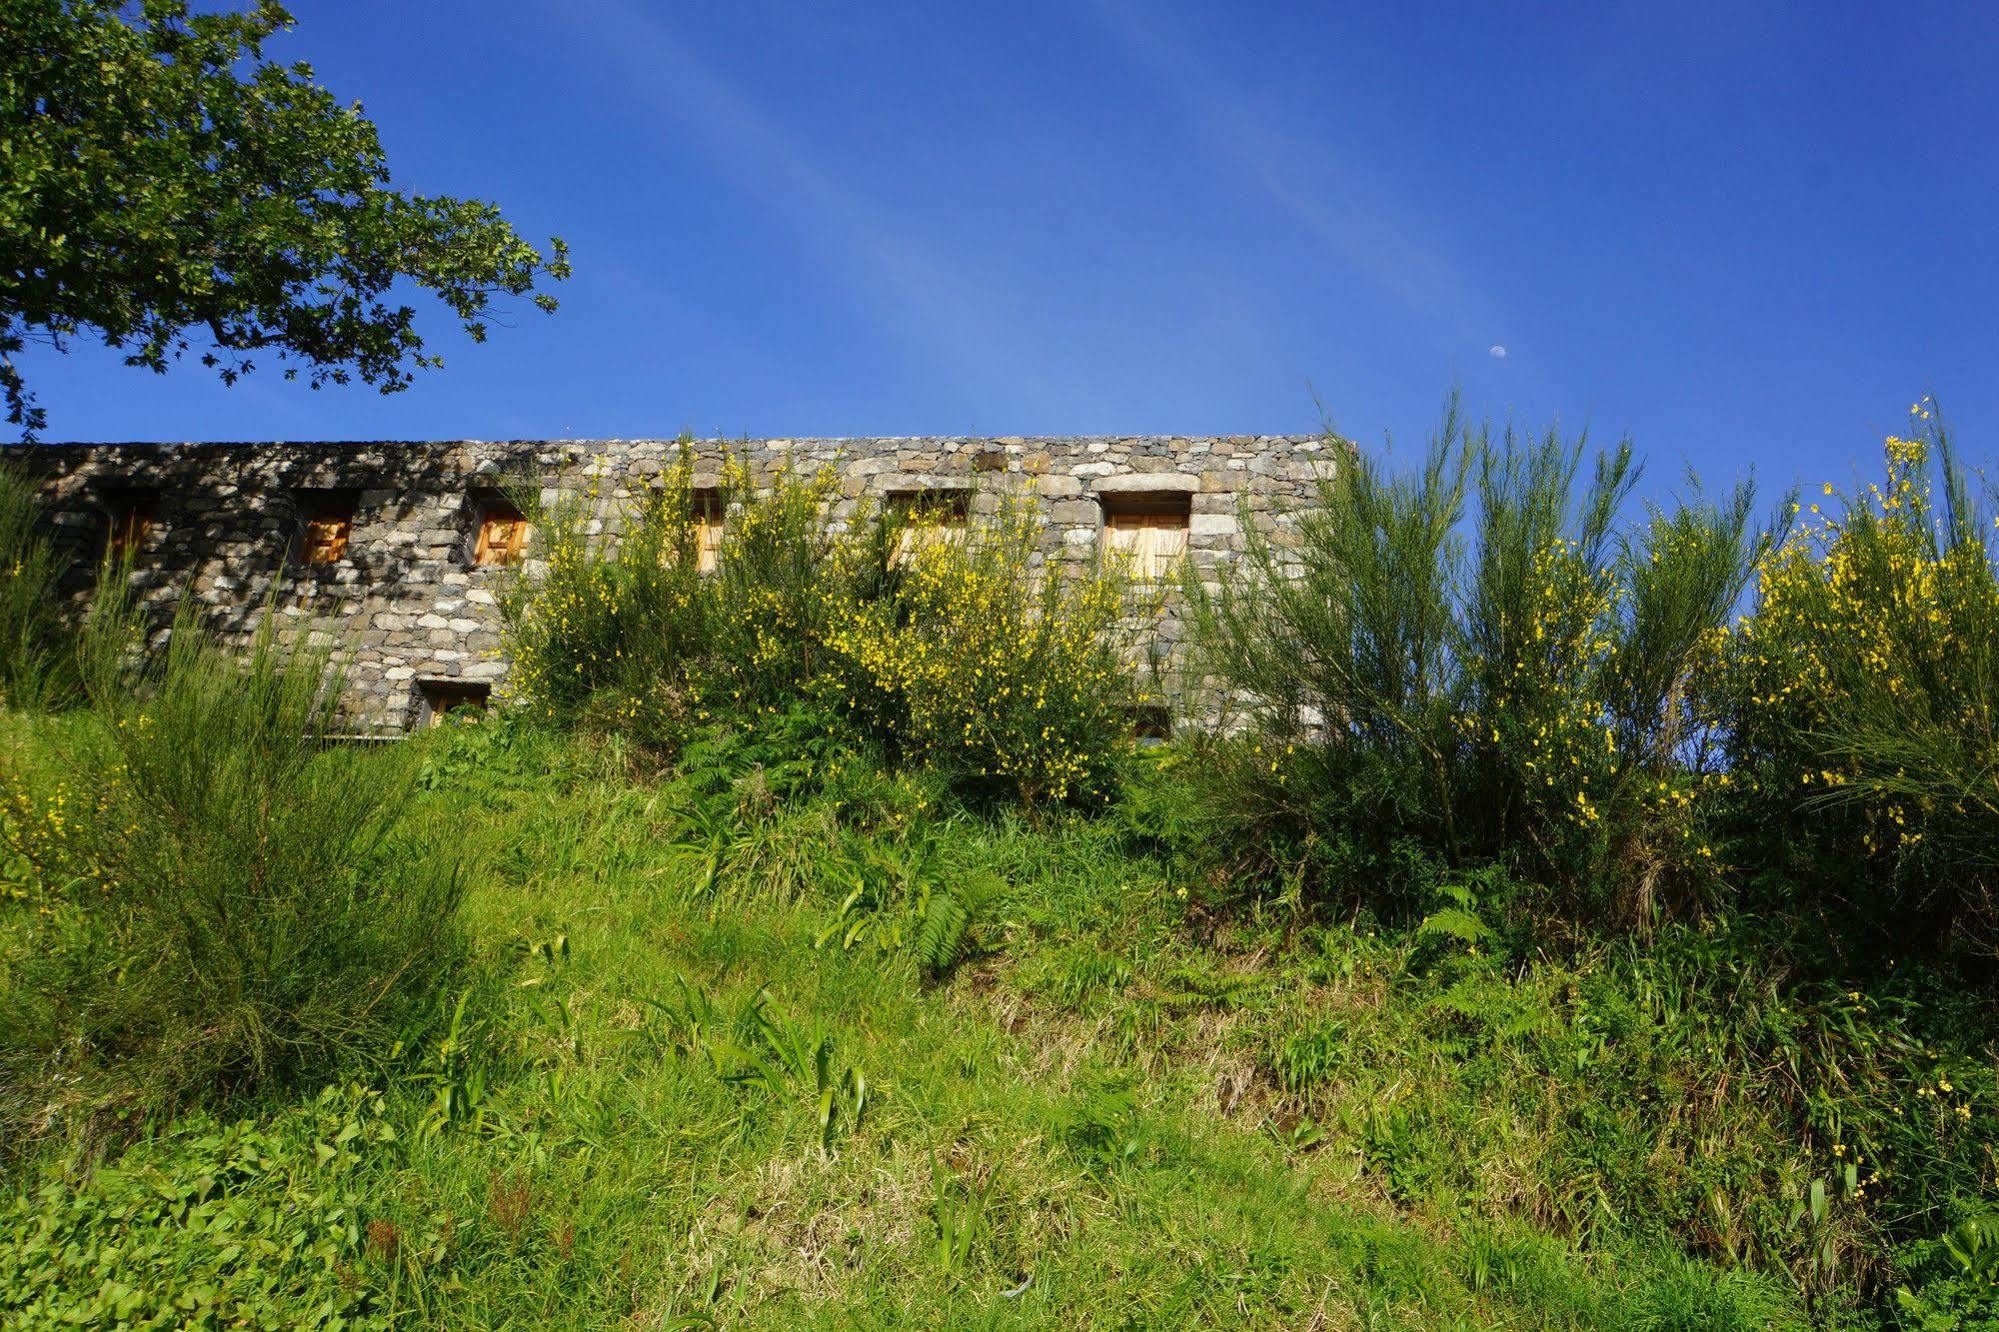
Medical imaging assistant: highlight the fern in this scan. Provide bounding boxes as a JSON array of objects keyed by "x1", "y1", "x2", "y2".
[
  {"x1": 912, "y1": 871, "x2": 1000, "y2": 976},
  {"x1": 1415, "y1": 875, "x2": 1496, "y2": 948},
  {"x1": 914, "y1": 884, "x2": 975, "y2": 976},
  {"x1": 1415, "y1": 906, "x2": 1494, "y2": 946}
]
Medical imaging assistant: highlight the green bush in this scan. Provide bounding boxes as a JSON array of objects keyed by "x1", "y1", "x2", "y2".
[
  {"x1": 496, "y1": 464, "x2": 714, "y2": 747},
  {"x1": 501, "y1": 449, "x2": 1146, "y2": 807},
  {"x1": 0, "y1": 599, "x2": 466, "y2": 1133},
  {"x1": 824, "y1": 500, "x2": 1142, "y2": 807},
  {"x1": 1894, "y1": 1213, "x2": 1999, "y2": 1330},
  {"x1": 1185, "y1": 396, "x2": 1777, "y2": 921},
  {"x1": 500, "y1": 452, "x2": 885, "y2": 752}
]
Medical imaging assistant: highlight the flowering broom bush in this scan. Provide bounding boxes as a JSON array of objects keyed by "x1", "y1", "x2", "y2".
[
  {"x1": 826, "y1": 502, "x2": 1142, "y2": 807},
  {"x1": 1714, "y1": 402, "x2": 1999, "y2": 950},
  {"x1": 1186, "y1": 397, "x2": 1776, "y2": 921},
  {"x1": 502, "y1": 451, "x2": 1149, "y2": 806}
]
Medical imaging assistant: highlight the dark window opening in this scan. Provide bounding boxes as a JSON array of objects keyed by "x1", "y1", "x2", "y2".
[
  {"x1": 885, "y1": 488, "x2": 971, "y2": 522},
  {"x1": 1132, "y1": 704, "x2": 1172, "y2": 747},
  {"x1": 101, "y1": 488, "x2": 159, "y2": 563},
  {"x1": 414, "y1": 678, "x2": 491, "y2": 728}
]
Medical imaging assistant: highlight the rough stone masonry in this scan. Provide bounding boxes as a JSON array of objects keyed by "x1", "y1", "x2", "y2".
[{"x1": 18, "y1": 435, "x2": 1332, "y2": 732}]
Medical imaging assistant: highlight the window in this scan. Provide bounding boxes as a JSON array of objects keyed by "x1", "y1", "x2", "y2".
[
  {"x1": 692, "y1": 489, "x2": 724, "y2": 573},
  {"x1": 1131, "y1": 704, "x2": 1172, "y2": 748},
  {"x1": 1100, "y1": 491, "x2": 1191, "y2": 579},
  {"x1": 886, "y1": 489, "x2": 970, "y2": 565},
  {"x1": 470, "y1": 497, "x2": 530, "y2": 566},
  {"x1": 102, "y1": 489, "x2": 157, "y2": 563},
  {"x1": 294, "y1": 489, "x2": 358, "y2": 565},
  {"x1": 414, "y1": 678, "x2": 490, "y2": 728}
]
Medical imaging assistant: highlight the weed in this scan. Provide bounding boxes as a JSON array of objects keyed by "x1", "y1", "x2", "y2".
[{"x1": 487, "y1": 1170, "x2": 533, "y2": 1245}]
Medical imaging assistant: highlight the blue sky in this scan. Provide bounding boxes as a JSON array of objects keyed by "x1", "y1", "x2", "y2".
[{"x1": 19, "y1": 1, "x2": 1999, "y2": 498}]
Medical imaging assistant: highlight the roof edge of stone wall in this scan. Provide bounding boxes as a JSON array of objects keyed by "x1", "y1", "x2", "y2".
[{"x1": 9, "y1": 433, "x2": 1328, "y2": 452}]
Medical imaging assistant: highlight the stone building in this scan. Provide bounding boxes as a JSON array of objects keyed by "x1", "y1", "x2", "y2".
[{"x1": 17, "y1": 435, "x2": 1330, "y2": 732}]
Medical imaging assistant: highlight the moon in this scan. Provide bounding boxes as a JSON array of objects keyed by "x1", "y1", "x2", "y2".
[{"x1": 1488, "y1": 345, "x2": 1507, "y2": 359}]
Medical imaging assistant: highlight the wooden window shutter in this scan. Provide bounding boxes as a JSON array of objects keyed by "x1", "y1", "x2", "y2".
[
  {"x1": 1151, "y1": 519, "x2": 1189, "y2": 575},
  {"x1": 416, "y1": 679, "x2": 491, "y2": 728},
  {"x1": 108, "y1": 507, "x2": 151, "y2": 561},
  {"x1": 104, "y1": 491, "x2": 158, "y2": 562},
  {"x1": 296, "y1": 490, "x2": 359, "y2": 565},
  {"x1": 472, "y1": 501, "x2": 529, "y2": 566},
  {"x1": 303, "y1": 516, "x2": 351, "y2": 563},
  {"x1": 887, "y1": 489, "x2": 970, "y2": 566},
  {"x1": 1100, "y1": 492, "x2": 1191, "y2": 579}
]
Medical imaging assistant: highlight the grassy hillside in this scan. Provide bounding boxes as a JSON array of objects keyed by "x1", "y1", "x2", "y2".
[{"x1": 5, "y1": 713, "x2": 1992, "y2": 1329}]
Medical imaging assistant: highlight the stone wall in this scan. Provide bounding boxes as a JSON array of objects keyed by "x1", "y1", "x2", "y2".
[{"x1": 17, "y1": 435, "x2": 1331, "y2": 732}]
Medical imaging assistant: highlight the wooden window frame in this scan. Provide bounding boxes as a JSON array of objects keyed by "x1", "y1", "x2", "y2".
[
  {"x1": 1100, "y1": 491, "x2": 1192, "y2": 580},
  {"x1": 468, "y1": 496, "x2": 530, "y2": 567},
  {"x1": 886, "y1": 488, "x2": 971, "y2": 565},
  {"x1": 413, "y1": 678, "x2": 491, "y2": 728},
  {"x1": 293, "y1": 488, "x2": 359, "y2": 566},
  {"x1": 691, "y1": 488, "x2": 724, "y2": 574}
]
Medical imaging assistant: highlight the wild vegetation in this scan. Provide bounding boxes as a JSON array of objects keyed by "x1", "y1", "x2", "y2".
[
  {"x1": 4, "y1": 404, "x2": 1999, "y2": 1327},
  {"x1": 500, "y1": 452, "x2": 1151, "y2": 808},
  {"x1": 1183, "y1": 398, "x2": 1776, "y2": 927},
  {"x1": 0, "y1": 583, "x2": 467, "y2": 1147},
  {"x1": 0, "y1": 462, "x2": 75, "y2": 709}
]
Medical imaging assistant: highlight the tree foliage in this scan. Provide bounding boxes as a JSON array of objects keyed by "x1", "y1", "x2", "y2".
[{"x1": 0, "y1": 0, "x2": 570, "y2": 437}]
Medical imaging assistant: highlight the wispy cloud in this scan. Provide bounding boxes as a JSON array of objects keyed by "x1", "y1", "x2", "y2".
[
  {"x1": 541, "y1": 0, "x2": 1090, "y2": 430},
  {"x1": 1089, "y1": 0, "x2": 1508, "y2": 355}
]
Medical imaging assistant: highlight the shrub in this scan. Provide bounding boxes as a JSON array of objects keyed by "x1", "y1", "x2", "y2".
[
  {"x1": 0, "y1": 599, "x2": 466, "y2": 1132},
  {"x1": 702, "y1": 456, "x2": 897, "y2": 724},
  {"x1": 1185, "y1": 396, "x2": 1776, "y2": 921},
  {"x1": 498, "y1": 458, "x2": 717, "y2": 749},
  {"x1": 500, "y1": 452, "x2": 884, "y2": 752},
  {"x1": 1894, "y1": 1213, "x2": 1999, "y2": 1329},
  {"x1": 502, "y1": 449, "x2": 1148, "y2": 807},
  {"x1": 1715, "y1": 405, "x2": 1999, "y2": 954},
  {"x1": 825, "y1": 501, "x2": 1143, "y2": 807}
]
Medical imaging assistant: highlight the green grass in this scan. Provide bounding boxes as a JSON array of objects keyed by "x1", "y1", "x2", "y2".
[{"x1": 5, "y1": 716, "x2": 1990, "y2": 1328}]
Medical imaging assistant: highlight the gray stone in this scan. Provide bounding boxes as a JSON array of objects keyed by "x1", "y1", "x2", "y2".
[
  {"x1": 1190, "y1": 513, "x2": 1239, "y2": 537},
  {"x1": 1094, "y1": 472, "x2": 1201, "y2": 494}
]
